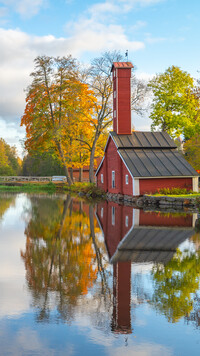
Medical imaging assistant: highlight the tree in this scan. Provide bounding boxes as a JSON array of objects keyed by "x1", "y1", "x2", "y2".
[
  {"x1": 184, "y1": 134, "x2": 200, "y2": 170},
  {"x1": 22, "y1": 151, "x2": 66, "y2": 176},
  {"x1": 83, "y1": 51, "x2": 149, "y2": 182},
  {"x1": 21, "y1": 56, "x2": 96, "y2": 185},
  {"x1": 148, "y1": 66, "x2": 200, "y2": 139},
  {"x1": 0, "y1": 138, "x2": 21, "y2": 175}
]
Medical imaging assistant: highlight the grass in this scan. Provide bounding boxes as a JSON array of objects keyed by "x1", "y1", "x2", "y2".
[
  {"x1": 0, "y1": 182, "x2": 106, "y2": 199},
  {"x1": 0, "y1": 182, "x2": 57, "y2": 193}
]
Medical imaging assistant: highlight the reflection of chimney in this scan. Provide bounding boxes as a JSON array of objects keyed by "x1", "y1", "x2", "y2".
[
  {"x1": 111, "y1": 62, "x2": 134, "y2": 135},
  {"x1": 112, "y1": 262, "x2": 132, "y2": 334}
]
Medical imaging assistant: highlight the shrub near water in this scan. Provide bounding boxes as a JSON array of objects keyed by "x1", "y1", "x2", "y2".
[{"x1": 157, "y1": 187, "x2": 194, "y2": 195}]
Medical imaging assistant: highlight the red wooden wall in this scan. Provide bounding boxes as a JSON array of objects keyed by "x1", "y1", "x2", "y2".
[
  {"x1": 139, "y1": 177, "x2": 193, "y2": 195},
  {"x1": 96, "y1": 137, "x2": 133, "y2": 195}
]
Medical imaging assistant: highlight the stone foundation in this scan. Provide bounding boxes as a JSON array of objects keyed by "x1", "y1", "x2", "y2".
[{"x1": 106, "y1": 192, "x2": 199, "y2": 212}]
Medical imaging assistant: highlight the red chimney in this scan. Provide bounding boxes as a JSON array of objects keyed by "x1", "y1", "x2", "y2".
[{"x1": 111, "y1": 62, "x2": 134, "y2": 135}]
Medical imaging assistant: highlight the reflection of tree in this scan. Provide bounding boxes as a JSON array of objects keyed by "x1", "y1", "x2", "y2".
[
  {"x1": 89, "y1": 205, "x2": 112, "y2": 331},
  {"x1": 21, "y1": 196, "x2": 99, "y2": 322},
  {"x1": 151, "y1": 249, "x2": 200, "y2": 323},
  {"x1": 0, "y1": 194, "x2": 15, "y2": 221},
  {"x1": 185, "y1": 294, "x2": 200, "y2": 329}
]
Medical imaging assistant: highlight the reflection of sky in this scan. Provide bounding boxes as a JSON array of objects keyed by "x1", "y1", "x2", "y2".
[
  {"x1": 0, "y1": 194, "x2": 200, "y2": 355},
  {"x1": 0, "y1": 194, "x2": 31, "y2": 318}
]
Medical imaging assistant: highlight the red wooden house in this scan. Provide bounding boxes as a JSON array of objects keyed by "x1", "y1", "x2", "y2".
[{"x1": 96, "y1": 62, "x2": 199, "y2": 195}]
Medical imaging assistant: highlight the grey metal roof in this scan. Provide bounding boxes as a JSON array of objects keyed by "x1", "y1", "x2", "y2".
[
  {"x1": 111, "y1": 131, "x2": 177, "y2": 149},
  {"x1": 119, "y1": 148, "x2": 198, "y2": 177},
  {"x1": 110, "y1": 226, "x2": 194, "y2": 264},
  {"x1": 110, "y1": 131, "x2": 198, "y2": 177}
]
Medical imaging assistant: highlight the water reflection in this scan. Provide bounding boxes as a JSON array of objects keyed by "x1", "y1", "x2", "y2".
[
  {"x1": 96, "y1": 201, "x2": 200, "y2": 330},
  {"x1": 0, "y1": 193, "x2": 200, "y2": 355},
  {"x1": 21, "y1": 195, "x2": 102, "y2": 323},
  {"x1": 0, "y1": 193, "x2": 16, "y2": 221}
]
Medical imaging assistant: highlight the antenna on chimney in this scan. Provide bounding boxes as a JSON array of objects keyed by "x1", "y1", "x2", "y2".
[{"x1": 125, "y1": 50, "x2": 128, "y2": 61}]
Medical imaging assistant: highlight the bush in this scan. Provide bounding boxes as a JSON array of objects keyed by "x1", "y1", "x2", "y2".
[{"x1": 157, "y1": 187, "x2": 194, "y2": 195}]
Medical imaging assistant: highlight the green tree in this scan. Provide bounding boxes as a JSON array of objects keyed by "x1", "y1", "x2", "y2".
[
  {"x1": 148, "y1": 66, "x2": 200, "y2": 139},
  {"x1": 184, "y1": 134, "x2": 200, "y2": 170},
  {"x1": 22, "y1": 152, "x2": 65, "y2": 176}
]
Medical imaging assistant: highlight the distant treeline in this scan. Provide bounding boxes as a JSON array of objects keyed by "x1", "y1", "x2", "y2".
[{"x1": 0, "y1": 139, "x2": 68, "y2": 176}]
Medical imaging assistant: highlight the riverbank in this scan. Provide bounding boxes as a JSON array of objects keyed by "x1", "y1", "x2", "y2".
[
  {"x1": 0, "y1": 182, "x2": 57, "y2": 193},
  {"x1": 0, "y1": 182, "x2": 199, "y2": 211},
  {"x1": 106, "y1": 192, "x2": 200, "y2": 212}
]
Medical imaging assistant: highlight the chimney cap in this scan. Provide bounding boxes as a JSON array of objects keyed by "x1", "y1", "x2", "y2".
[{"x1": 111, "y1": 62, "x2": 134, "y2": 72}]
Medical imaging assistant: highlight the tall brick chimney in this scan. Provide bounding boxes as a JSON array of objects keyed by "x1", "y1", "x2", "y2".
[{"x1": 111, "y1": 62, "x2": 133, "y2": 135}]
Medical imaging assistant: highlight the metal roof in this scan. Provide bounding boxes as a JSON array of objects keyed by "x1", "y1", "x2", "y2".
[
  {"x1": 110, "y1": 226, "x2": 194, "y2": 264},
  {"x1": 110, "y1": 131, "x2": 198, "y2": 177},
  {"x1": 111, "y1": 131, "x2": 177, "y2": 149},
  {"x1": 119, "y1": 148, "x2": 198, "y2": 177}
]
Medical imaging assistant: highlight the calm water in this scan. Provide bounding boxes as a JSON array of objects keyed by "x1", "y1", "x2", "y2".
[{"x1": 0, "y1": 193, "x2": 200, "y2": 356}]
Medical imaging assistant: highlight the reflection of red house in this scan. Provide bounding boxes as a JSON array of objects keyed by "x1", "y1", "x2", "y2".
[
  {"x1": 96, "y1": 62, "x2": 199, "y2": 195},
  {"x1": 96, "y1": 201, "x2": 196, "y2": 334}
]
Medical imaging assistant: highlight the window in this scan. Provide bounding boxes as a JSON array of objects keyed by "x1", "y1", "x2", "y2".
[
  {"x1": 101, "y1": 173, "x2": 104, "y2": 183},
  {"x1": 101, "y1": 207, "x2": 104, "y2": 218},
  {"x1": 125, "y1": 215, "x2": 129, "y2": 227},
  {"x1": 114, "y1": 110, "x2": 116, "y2": 118},
  {"x1": 125, "y1": 174, "x2": 129, "y2": 185},
  {"x1": 114, "y1": 91, "x2": 116, "y2": 99},
  {"x1": 112, "y1": 206, "x2": 115, "y2": 226},
  {"x1": 112, "y1": 171, "x2": 115, "y2": 188}
]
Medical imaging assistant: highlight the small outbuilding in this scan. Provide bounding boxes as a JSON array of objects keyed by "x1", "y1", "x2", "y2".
[{"x1": 96, "y1": 62, "x2": 199, "y2": 195}]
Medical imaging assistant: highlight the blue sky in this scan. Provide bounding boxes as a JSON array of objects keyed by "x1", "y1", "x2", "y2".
[{"x1": 0, "y1": 0, "x2": 200, "y2": 156}]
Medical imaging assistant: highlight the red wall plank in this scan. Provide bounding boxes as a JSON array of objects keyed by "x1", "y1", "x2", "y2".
[{"x1": 139, "y1": 177, "x2": 193, "y2": 195}]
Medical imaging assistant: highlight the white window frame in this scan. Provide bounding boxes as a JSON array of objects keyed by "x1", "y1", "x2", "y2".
[
  {"x1": 112, "y1": 171, "x2": 115, "y2": 188},
  {"x1": 125, "y1": 174, "x2": 129, "y2": 185},
  {"x1": 125, "y1": 215, "x2": 129, "y2": 227},
  {"x1": 112, "y1": 206, "x2": 115, "y2": 226},
  {"x1": 101, "y1": 173, "x2": 104, "y2": 183}
]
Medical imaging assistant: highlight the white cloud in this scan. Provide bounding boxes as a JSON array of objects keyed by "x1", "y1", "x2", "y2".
[
  {"x1": 88, "y1": 0, "x2": 165, "y2": 16},
  {"x1": 0, "y1": 118, "x2": 25, "y2": 157},
  {"x1": 1, "y1": 0, "x2": 46, "y2": 18}
]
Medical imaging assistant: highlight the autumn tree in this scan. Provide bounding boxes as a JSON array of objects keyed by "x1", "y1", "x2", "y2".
[
  {"x1": 0, "y1": 138, "x2": 21, "y2": 175},
  {"x1": 148, "y1": 66, "x2": 200, "y2": 139},
  {"x1": 21, "y1": 56, "x2": 96, "y2": 185},
  {"x1": 184, "y1": 134, "x2": 200, "y2": 170}
]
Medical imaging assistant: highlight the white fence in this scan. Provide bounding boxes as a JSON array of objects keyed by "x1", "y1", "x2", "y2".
[{"x1": 0, "y1": 176, "x2": 52, "y2": 182}]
